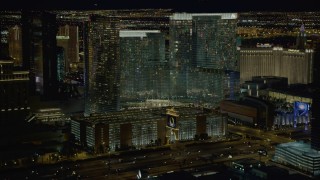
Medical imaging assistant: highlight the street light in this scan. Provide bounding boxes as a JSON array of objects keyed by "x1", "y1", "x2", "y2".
[{"x1": 107, "y1": 147, "x2": 111, "y2": 178}]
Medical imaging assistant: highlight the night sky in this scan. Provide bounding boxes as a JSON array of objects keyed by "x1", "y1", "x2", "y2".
[{"x1": 1, "y1": 0, "x2": 319, "y2": 12}]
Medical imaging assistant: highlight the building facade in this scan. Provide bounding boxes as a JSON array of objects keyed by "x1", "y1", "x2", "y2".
[
  {"x1": 0, "y1": 60, "x2": 29, "y2": 123},
  {"x1": 220, "y1": 96, "x2": 274, "y2": 130},
  {"x1": 56, "y1": 46, "x2": 65, "y2": 82},
  {"x1": 71, "y1": 107, "x2": 227, "y2": 152},
  {"x1": 168, "y1": 13, "x2": 239, "y2": 106},
  {"x1": 84, "y1": 15, "x2": 120, "y2": 115},
  {"x1": 191, "y1": 13, "x2": 238, "y2": 70},
  {"x1": 56, "y1": 25, "x2": 80, "y2": 72},
  {"x1": 274, "y1": 141, "x2": 320, "y2": 176},
  {"x1": 239, "y1": 47, "x2": 314, "y2": 85},
  {"x1": 240, "y1": 76, "x2": 288, "y2": 97},
  {"x1": 311, "y1": 93, "x2": 320, "y2": 151}
]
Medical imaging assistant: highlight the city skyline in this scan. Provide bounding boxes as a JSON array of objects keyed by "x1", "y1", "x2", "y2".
[
  {"x1": 1, "y1": 0, "x2": 320, "y2": 12},
  {"x1": 1, "y1": 9, "x2": 320, "y2": 179},
  {"x1": 1, "y1": 10, "x2": 320, "y2": 124}
]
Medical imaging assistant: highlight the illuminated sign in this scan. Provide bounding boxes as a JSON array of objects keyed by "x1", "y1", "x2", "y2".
[
  {"x1": 1, "y1": 30, "x2": 8, "y2": 35},
  {"x1": 288, "y1": 49, "x2": 300, "y2": 52},
  {"x1": 167, "y1": 115, "x2": 177, "y2": 128},
  {"x1": 273, "y1": 47, "x2": 283, "y2": 51},
  {"x1": 56, "y1": 36, "x2": 70, "y2": 40},
  {"x1": 256, "y1": 43, "x2": 272, "y2": 48},
  {"x1": 294, "y1": 101, "x2": 309, "y2": 117},
  {"x1": 137, "y1": 170, "x2": 141, "y2": 179},
  {"x1": 35, "y1": 76, "x2": 40, "y2": 83}
]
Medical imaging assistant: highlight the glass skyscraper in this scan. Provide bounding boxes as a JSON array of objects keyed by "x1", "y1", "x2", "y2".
[
  {"x1": 85, "y1": 15, "x2": 120, "y2": 115},
  {"x1": 169, "y1": 13, "x2": 193, "y2": 98},
  {"x1": 119, "y1": 30, "x2": 169, "y2": 103},
  {"x1": 169, "y1": 13, "x2": 238, "y2": 107},
  {"x1": 57, "y1": 46, "x2": 65, "y2": 82},
  {"x1": 192, "y1": 13, "x2": 238, "y2": 70},
  {"x1": 22, "y1": 11, "x2": 58, "y2": 99}
]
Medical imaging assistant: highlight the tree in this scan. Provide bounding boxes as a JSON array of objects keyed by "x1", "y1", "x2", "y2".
[
  {"x1": 99, "y1": 144, "x2": 104, "y2": 154},
  {"x1": 61, "y1": 141, "x2": 75, "y2": 157},
  {"x1": 194, "y1": 134, "x2": 199, "y2": 141},
  {"x1": 199, "y1": 133, "x2": 208, "y2": 140}
]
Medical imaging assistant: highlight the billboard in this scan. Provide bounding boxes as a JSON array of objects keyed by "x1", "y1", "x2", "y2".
[
  {"x1": 293, "y1": 101, "x2": 309, "y2": 128},
  {"x1": 167, "y1": 115, "x2": 177, "y2": 128},
  {"x1": 294, "y1": 101, "x2": 309, "y2": 117},
  {"x1": 274, "y1": 102, "x2": 309, "y2": 127}
]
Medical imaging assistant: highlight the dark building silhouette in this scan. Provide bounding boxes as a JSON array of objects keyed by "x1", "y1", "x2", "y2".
[
  {"x1": 220, "y1": 96, "x2": 274, "y2": 130},
  {"x1": 0, "y1": 28, "x2": 9, "y2": 59},
  {"x1": 22, "y1": 11, "x2": 58, "y2": 100},
  {"x1": 310, "y1": 41, "x2": 320, "y2": 154},
  {"x1": 0, "y1": 11, "x2": 22, "y2": 64},
  {"x1": 312, "y1": 38, "x2": 320, "y2": 86},
  {"x1": 239, "y1": 47, "x2": 314, "y2": 85},
  {"x1": 311, "y1": 92, "x2": 320, "y2": 151},
  {"x1": 0, "y1": 60, "x2": 29, "y2": 123},
  {"x1": 311, "y1": 33, "x2": 320, "y2": 151},
  {"x1": 8, "y1": 26, "x2": 23, "y2": 67},
  {"x1": 71, "y1": 106, "x2": 226, "y2": 152},
  {"x1": 57, "y1": 46, "x2": 65, "y2": 82},
  {"x1": 57, "y1": 25, "x2": 80, "y2": 72}
]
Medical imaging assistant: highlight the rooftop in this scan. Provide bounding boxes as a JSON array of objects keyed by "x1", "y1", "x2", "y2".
[
  {"x1": 119, "y1": 30, "x2": 161, "y2": 38},
  {"x1": 268, "y1": 84, "x2": 314, "y2": 99},
  {"x1": 72, "y1": 106, "x2": 212, "y2": 125},
  {"x1": 170, "y1": 13, "x2": 237, "y2": 20},
  {"x1": 277, "y1": 141, "x2": 320, "y2": 158},
  {"x1": 0, "y1": 60, "x2": 13, "y2": 64}
]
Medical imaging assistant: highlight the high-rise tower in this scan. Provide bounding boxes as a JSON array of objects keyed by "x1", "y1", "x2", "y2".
[
  {"x1": 119, "y1": 30, "x2": 167, "y2": 101},
  {"x1": 84, "y1": 15, "x2": 120, "y2": 115},
  {"x1": 22, "y1": 11, "x2": 58, "y2": 100},
  {"x1": 57, "y1": 25, "x2": 79, "y2": 72},
  {"x1": 168, "y1": 13, "x2": 238, "y2": 106},
  {"x1": 169, "y1": 13, "x2": 193, "y2": 98},
  {"x1": 192, "y1": 13, "x2": 238, "y2": 70},
  {"x1": 311, "y1": 92, "x2": 320, "y2": 151}
]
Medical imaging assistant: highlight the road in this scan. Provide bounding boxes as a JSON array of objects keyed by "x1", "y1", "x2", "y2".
[
  {"x1": 228, "y1": 124, "x2": 294, "y2": 144},
  {"x1": 0, "y1": 125, "x2": 297, "y2": 179}
]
